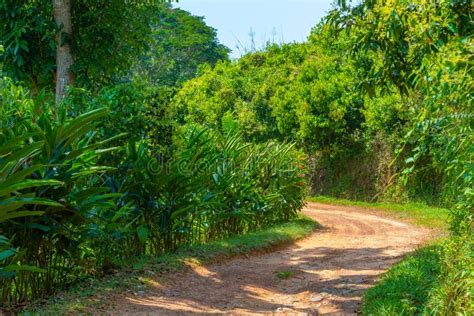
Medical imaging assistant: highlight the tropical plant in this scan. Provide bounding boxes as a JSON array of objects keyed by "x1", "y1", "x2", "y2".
[
  {"x1": 0, "y1": 78, "x2": 120, "y2": 303},
  {"x1": 0, "y1": 136, "x2": 62, "y2": 281},
  {"x1": 95, "y1": 126, "x2": 307, "y2": 259}
]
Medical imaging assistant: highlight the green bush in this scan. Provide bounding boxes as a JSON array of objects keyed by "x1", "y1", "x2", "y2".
[
  {"x1": 63, "y1": 82, "x2": 174, "y2": 157},
  {"x1": 96, "y1": 126, "x2": 307, "y2": 259},
  {"x1": 0, "y1": 79, "x2": 120, "y2": 303}
]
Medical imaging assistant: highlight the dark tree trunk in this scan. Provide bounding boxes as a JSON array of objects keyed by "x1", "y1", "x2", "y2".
[{"x1": 53, "y1": 0, "x2": 75, "y2": 102}]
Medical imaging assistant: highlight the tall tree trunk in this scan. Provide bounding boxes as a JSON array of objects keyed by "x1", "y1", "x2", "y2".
[{"x1": 53, "y1": 0, "x2": 75, "y2": 102}]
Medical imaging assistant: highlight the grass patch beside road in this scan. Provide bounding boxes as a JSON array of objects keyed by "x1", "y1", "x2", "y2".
[{"x1": 308, "y1": 196, "x2": 450, "y2": 230}]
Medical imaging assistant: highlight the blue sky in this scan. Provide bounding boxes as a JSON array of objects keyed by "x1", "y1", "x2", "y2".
[{"x1": 175, "y1": 0, "x2": 334, "y2": 58}]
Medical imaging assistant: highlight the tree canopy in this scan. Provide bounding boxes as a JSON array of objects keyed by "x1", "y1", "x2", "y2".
[
  {"x1": 0, "y1": 1, "x2": 226, "y2": 94},
  {"x1": 131, "y1": 6, "x2": 230, "y2": 87}
]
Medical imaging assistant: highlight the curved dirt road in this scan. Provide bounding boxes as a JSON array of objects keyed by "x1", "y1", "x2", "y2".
[{"x1": 105, "y1": 202, "x2": 432, "y2": 315}]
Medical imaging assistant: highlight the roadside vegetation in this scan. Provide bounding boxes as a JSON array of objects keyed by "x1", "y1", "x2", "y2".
[
  {"x1": 0, "y1": 79, "x2": 308, "y2": 306},
  {"x1": 363, "y1": 245, "x2": 444, "y2": 315},
  {"x1": 309, "y1": 196, "x2": 450, "y2": 230},
  {"x1": 363, "y1": 236, "x2": 473, "y2": 315},
  {"x1": 24, "y1": 217, "x2": 318, "y2": 314},
  {"x1": 308, "y1": 196, "x2": 468, "y2": 314},
  {"x1": 0, "y1": 2, "x2": 307, "y2": 309},
  {"x1": 0, "y1": 0, "x2": 472, "y2": 314}
]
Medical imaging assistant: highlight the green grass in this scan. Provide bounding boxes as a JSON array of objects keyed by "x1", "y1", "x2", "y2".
[
  {"x1": 274, "y1": 270, "x2": 296, "y2": 280},
  {"x1": 308, "y1": 196, "x2": 450, "y2": 229},
  {"x1": 361, "y1": 245, "x2": 443, "y2": 315},
  {"x1": 158, "y1": 216, "x2": 318, "y2": 267},
  {"x1": 362, "y1": 237, "x2": 473, "y2": 316},
  {"x1": 23, "y1": 216, "x2": 318, "y2": 314}
]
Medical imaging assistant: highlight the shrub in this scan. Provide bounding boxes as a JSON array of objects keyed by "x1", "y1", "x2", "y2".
[
  {"x1": 0, "y1": 78, "x2": 119, "y2": 304},
  {"x1": 97, "y1": 127, "x2": 307, "y2": 259}
]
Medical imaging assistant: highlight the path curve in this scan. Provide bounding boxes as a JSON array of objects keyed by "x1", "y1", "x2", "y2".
[{"x1": 105, "y1": 202, "x2": 432, "y2": 315}]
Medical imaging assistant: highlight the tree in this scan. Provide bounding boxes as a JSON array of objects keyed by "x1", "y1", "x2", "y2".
[
  {"x1": 132, "y1": 6, "x2": 229, "y2": 87},
  {"x1": 53, "y1": 0, "x2": 74, "y2": 101},
  {"x1": 172, "y1": 40, "x2": 364, "y2": 152},
  {"x1": 0, "y1": 0, "x2": 173, "y2": 100},
  {"x1": 329, "y1": 0, "x2": 472, "y2": 95}
]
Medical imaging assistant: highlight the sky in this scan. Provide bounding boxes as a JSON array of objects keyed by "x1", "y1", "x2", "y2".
[{"x1": 175, "y1": 0, "x2": 335, "y2": 58}]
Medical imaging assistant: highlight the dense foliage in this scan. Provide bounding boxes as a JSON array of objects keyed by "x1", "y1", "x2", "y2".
[
  {"x1": 172, "y1": 1, "x2": 472, "y2": 208},
  {"x1": 1, "y1": 0, "x2": 152, "y2": 89},
  {"x1": 131, "y1": 6, "x2": 230, "y2": 87},
  {"x1": 0, "y1": 77, "x2": 306, "y2": 305},
  {"x1": 332, "y1": 2, "x2": 473, "y2": 312},
  {"x1": 0, "y1": 2, "x2": 227, "y2": 92},
  {"x1": 0, "y1": 0, "x2": 472, "y2": 313},
  {"x1": 0, "y1": 1, "x2": 307, "y2": 307},
  {"x1": 171, "y1": 33, "x2": 406, "y2": 200}
]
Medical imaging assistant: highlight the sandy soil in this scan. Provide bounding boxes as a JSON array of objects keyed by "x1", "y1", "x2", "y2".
[{"x1": 103, "y1": 202, "x2": 433, "y2": 315}]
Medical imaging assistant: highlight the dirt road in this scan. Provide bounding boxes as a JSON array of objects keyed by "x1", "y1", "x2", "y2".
[{"x1": 104, "y1": 202, "x2": 432, "y2": 315}]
